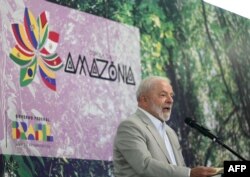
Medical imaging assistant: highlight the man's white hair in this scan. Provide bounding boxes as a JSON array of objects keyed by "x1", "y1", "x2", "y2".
[{"x1": 136, "y1": 76, "x2": 171, "y2": 101}]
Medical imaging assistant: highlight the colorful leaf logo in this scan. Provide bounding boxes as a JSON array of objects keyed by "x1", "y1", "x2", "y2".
[{"x1": 9, "y1": 8, "x2": 63, "y2": 91}]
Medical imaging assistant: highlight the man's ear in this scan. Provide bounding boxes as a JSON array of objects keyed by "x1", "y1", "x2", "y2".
[
  {"x1": 138, "y1": 95, "x2": 147, "y2": 105},
  {"x1": 138, "y1": 95, "x2": 150, "y2": 110},
  {"x1": 141, "y1": 95, "x2": 149, "y2": 106}
]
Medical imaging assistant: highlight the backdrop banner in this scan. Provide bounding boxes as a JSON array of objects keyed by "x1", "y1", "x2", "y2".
[{"x1": 0, "y1": 0, "x2": 141, "y2": 161}]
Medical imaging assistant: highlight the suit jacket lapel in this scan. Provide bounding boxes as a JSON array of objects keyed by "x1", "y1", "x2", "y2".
[{"x1": 135, "y1": 109, "x2": 172, "y2": 163}]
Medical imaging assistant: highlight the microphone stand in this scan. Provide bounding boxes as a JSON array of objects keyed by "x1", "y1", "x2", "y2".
[
  {"x1": 207, "y1": 134, "x2": 247, "y2": 161},
  {"x1": 185, "y1": 117, "x2": 247, "y2": 161}
]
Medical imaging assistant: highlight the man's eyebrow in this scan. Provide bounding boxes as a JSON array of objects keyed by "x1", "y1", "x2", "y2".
[{"x1": 161, "y1": 91, "x2": 175, "y2": 96}]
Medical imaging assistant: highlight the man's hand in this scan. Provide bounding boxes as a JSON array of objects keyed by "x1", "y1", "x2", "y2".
[{"x1": 191, "y1": 166, "x2": 217, "y2": 177}]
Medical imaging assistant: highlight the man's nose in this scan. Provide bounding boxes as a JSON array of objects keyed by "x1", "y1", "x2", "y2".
[{"x1": 166, "y1": 94, "x2": 173, "y2": 103}]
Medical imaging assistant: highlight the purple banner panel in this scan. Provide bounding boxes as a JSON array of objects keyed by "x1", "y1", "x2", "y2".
[{"x1": 0, "y1": 0, "x2": 141, "y2": 161}]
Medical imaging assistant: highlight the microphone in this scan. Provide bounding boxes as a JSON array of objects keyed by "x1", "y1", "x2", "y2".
[{"x1": 184, "y1": 117, "x2": 219, "y2": 141}]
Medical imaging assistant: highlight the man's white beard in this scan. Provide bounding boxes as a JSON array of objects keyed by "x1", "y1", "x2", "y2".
[{"x1": 150, "y1": 101, "x2": 170, "y2": 121}]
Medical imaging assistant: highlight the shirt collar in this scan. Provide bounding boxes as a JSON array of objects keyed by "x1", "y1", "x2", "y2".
[{"x1": 138, "y1": 107, "x2": 164, "y2": 131}]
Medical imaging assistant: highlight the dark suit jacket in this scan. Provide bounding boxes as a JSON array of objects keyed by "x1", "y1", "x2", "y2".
[{"x1": 113, "y1": 109, "x2": 190, "y2": 177}]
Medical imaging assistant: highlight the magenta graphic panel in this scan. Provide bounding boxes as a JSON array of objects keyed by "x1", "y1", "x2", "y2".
[{"x1": 0, "y1": 0, "x2": 141, "y2": 161}]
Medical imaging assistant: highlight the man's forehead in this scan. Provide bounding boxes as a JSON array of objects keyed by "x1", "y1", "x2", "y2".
[{"x1": 152, "y1": 80, "x2": 173, "y2": 91}]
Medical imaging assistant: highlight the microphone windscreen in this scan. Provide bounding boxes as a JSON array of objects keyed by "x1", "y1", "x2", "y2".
[{"x1": 184, "y1": 117, "x2": 194, "y2": 125}]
